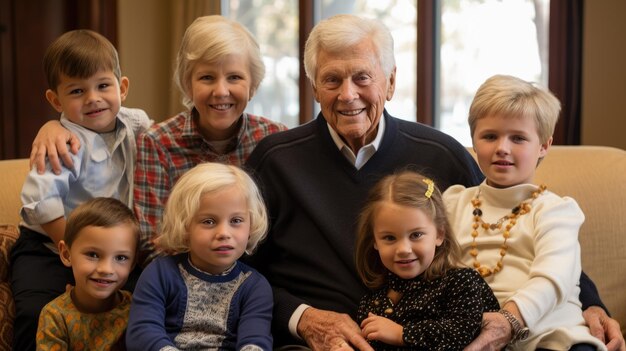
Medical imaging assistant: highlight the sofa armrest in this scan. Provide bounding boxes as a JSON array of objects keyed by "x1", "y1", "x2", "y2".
[{"x1": 0, "y1": 224, "x2": 19, "y2": 350}]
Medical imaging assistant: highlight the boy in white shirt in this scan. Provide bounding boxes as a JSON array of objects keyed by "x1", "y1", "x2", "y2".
[
  {"x1": 10, "y1": 29, "x2": 151, "y2": 351},
  {"x1": 444, "y1": 74, "x2": 606, "y2": 351}
]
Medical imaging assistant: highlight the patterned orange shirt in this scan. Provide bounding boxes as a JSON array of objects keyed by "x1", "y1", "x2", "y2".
[{"x1": 36, "y1": 289, "x2": 131, "y2": 351}]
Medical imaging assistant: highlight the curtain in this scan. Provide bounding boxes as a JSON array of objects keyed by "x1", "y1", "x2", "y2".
[{"x1": 549, "y1": 0, "x2": 584, "y2": 145}]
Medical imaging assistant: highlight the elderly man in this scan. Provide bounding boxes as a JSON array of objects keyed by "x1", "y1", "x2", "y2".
[{"x1": 244, "y1": 14, "x2": 624, "y2": 351}]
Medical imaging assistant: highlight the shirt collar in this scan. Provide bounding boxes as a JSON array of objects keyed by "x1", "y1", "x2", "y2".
[
  {"x1": 327, "y1": 115, "x2": 385, "y2": 169},
  {"x1": 327, "y1": 114, "x2": 385, "y2": 152}
]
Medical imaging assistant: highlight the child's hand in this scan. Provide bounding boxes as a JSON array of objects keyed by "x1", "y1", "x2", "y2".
[{"x1": 360, "y1": 312, "x2": 404, "y2": 346}]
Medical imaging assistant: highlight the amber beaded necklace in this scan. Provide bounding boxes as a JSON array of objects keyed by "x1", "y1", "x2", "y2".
[{"x1": 470, "y1": 184, "x2": 547, "y2": 277}]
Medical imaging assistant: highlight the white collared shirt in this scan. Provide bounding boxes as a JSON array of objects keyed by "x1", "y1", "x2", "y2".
[{"x1": 327, "y1": 115, "x2": 385, "y2": 170}]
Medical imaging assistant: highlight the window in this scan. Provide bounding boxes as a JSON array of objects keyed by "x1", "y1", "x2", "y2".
[
  {"x1": 225, "y1": 0, "x2": 550, "y2": 145},
  {"x1": 438, "y1": 0, "x2": 550, "y2": 145},
  {"x1": 224, "y1": 0, "x2": 300, "y2": 127}
]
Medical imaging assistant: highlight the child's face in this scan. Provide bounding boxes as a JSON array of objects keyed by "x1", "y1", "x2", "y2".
[
  {"x1": 59, "y1": 224, "x2": 136, "y2": 313},
  {"x1": 190, "y1": 55, "x2": 252, "y2": 141},
  {"x1": 187, "y1": 186, "x2": 250, "y2": 274},
  {"x1": 45, "y1": 70, "x2": 129, "y2": 133},
  {"x1": 373, "y1": 201, "x2": 443, "y2": 280},
  {"x1": 472, "y1": 114, "x2": 551, "y2": 188}
]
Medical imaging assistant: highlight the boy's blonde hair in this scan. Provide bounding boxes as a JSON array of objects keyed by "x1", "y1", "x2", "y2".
[
  {"x1": 157, "y1": 162, "x2": 268, "y2": 254},
  {"x1": 468, "y1": 74, "x2": 561, "y2": 144},
  {"x1": 43, "y1": 29, "x2": 121, "y2": 90},
  {"x1": 355, "y1": 171, "x2": 462, "y2": 290},
  {"x1": 65, "y1": 197, "x2": 139, "y2": 251},
  {"x1": 175, "y1": 15, "x2": 265, "y2": 110}
]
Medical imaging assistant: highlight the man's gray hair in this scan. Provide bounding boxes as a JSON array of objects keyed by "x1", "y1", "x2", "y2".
[{"x1": 304, "y1": 14, "x2": 396, "y2": 87}]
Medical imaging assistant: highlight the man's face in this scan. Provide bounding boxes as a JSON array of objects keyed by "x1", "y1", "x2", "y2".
[{"x1": 313, "y1": 40, "x2": 396, "y2": 152}]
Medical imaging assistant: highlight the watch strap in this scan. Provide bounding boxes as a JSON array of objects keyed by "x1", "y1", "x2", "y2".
[{"x1": 498, "y1": 309, "x2": 529, "y2": 343}]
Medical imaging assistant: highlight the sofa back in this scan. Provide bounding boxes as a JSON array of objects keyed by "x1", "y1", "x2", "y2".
[{"x1": 535, "y1": 145, "x2": 626, "y2": 337}]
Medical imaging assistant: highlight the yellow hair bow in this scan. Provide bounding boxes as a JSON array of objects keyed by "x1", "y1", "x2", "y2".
[{"x1": 423, "y1": 178, "x2": 434, "y2": 199}]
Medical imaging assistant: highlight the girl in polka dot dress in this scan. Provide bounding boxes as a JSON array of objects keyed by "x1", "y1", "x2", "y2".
[{"x1": 355, "y1": 170, "x2": 500, "y2": 350}]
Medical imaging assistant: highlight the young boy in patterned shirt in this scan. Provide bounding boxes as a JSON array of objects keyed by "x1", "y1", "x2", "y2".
[{"x1": 36, "y1": 198, "x2": 139, "y2": 350}]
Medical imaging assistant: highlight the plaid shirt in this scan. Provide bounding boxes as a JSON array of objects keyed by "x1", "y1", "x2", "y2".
[{"x1": 133, "y1": 111, "x2": 287, "y2": 265}]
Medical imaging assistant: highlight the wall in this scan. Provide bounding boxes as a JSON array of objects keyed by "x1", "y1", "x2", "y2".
[
  {"x1": 118, "y1": 0, "x2": 175, "y2": 122},
  {"x1": 581, "y1": 1, "x2": 626, "y2": 150}
]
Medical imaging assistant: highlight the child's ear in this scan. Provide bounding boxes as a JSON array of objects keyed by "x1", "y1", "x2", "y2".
[
  {"x1": 436, "y1": 230, "x2": 445, "y2": 247},
  {"x1": 45, "y1": 89, "x2": 64, "y2": 113},
  {"x1": 539, "y1": 136, "x2": 553, "y2": 158},
  {"x1": 58, "y1": 240, "x2": 73, "y2": 268},
  {"x1": 119, "y1": 76, "x2": 130, "y2": 102}
]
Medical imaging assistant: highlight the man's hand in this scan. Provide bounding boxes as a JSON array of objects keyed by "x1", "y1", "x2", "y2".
[
  {"x1": 30, "y1": 120, "x2": 80, "y2": 174},
  {"x1": 360, "y1": 313, "x2": 404, "y2": 346},
  {"x1": 297, "y1": 307, "x2": 373, "y2": 351},
  {"x1": 583, "y1": 306, "x2": 626, "y2": 351},
  {"x1": 464, "y1": 312, "x2": 511, "y2": 351}
]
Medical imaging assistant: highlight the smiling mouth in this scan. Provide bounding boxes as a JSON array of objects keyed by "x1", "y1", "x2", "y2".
[
  {"x1": 91, "y1": 278, "x2": 115, "y2": 284},
  {"x1": 211, "y1": 104, "x2": 234, "y2": 111},
  {"x1": 85, "y1": 108, "x2": 107, "y2": 116},
  {"x1": 339, "y1": 108, "x2": 365, "y2": 116},
  {"x1": 493, "y1": 160, "x2": 514, "y2": 166},
  {"x1": 396, "y1": 259, "x2": 417, "y2": 264}
]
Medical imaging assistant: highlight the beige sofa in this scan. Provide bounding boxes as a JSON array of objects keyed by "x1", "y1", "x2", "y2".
[{"x1": 0, "y1": 146, "x2": 625, "y2": 349}]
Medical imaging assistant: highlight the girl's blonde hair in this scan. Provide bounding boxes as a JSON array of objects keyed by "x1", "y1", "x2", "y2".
[
  {"x1": 175, "y1": 15, "x2": 265, "y2": 110},
  {"x1": 468, "y1": 74, "x2": 560, "y2": 144},
  {"x1": 157, "y1": 162, "x2": 268, "y2": 255},
  {"x1": 355, "y1": 171, "x2": 462, "y2": 290}
]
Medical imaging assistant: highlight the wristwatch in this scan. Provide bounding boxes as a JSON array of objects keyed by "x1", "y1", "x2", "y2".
[{"x1": 498, "y1": 309, "x2": 530, "y2": 343}]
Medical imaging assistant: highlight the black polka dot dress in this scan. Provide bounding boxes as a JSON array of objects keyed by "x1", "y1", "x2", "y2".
[{"x1": 356, "y1": 268, "x2": 500, "y2": 350}]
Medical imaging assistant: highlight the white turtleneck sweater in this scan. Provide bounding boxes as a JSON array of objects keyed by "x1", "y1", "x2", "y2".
[{"x1": 444, "y1": 181, "x2": 606, "y2": 351}]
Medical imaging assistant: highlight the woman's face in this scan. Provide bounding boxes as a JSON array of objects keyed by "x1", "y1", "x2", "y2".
[{"x1": 189, "y1": 55, "x2": 252, "y2": 141}]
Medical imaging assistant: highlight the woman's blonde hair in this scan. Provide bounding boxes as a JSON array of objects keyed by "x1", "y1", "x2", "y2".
[
  {"x1": 157, "y1": 162, "x2": 268, "y2": 255},
  {"x1": 468, "y1": 74, "x2": 561, "y2": 144},
  {"x1": 355, "y1": 171, "x2": 462, "y2": 290},
  {"x1": 175, "y1": 15, "x2": 265, "y2": 110}
]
